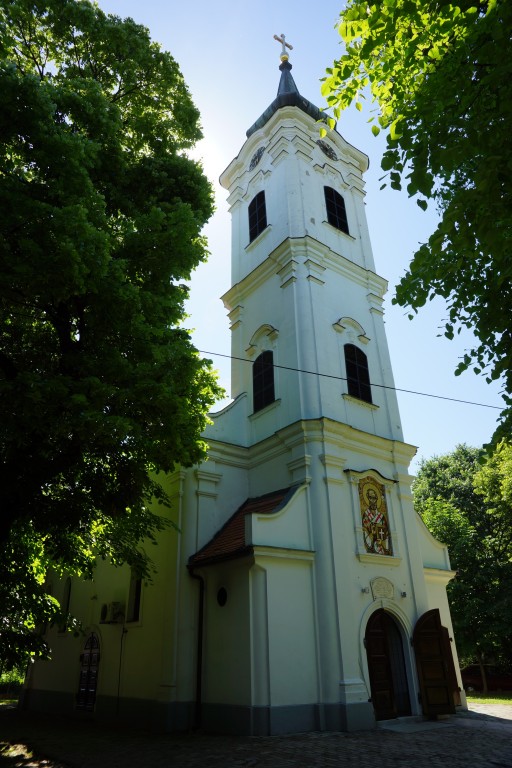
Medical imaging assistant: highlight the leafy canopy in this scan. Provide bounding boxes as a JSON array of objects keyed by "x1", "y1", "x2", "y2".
[
  {"x1": 414, "y1": 444, "x2": 512, "y2": 674},
  {"x1": 322, "y1": 0, "x2": 511, "y2": 443},
  {"x1": 0, "y1": 0, "x2": 222, "y2": 666}
]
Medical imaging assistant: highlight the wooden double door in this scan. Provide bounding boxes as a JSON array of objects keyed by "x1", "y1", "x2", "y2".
[
  {"x1": 365, "y1": 609, "x2": 411, "y2": 720},
  {"x1": 365, "y1": 609, "x2": 458, "y2": 721}
]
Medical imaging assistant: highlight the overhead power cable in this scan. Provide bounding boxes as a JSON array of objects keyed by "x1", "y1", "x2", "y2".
[
  {"x1": 198, "y1": 350, "x2": 502, "y2": 411},
  {"x1": 1, "y1": 304, "x2": 503, "y2": 411}
]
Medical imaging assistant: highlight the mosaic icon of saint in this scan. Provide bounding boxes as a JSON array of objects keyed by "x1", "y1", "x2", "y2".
[{"x1": 359, "y1": 477, "x2": 392, "y2": 556}]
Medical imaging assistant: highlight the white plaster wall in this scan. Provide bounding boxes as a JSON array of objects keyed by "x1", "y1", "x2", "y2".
[
  {"x1": 246, "y1": 484, "x2": 312, "y2": 551},
  {"x1": 206, "y1": 394, "x2": 250, "y2": 445},
  {"x1": 201, "y1": 561, "x2": 251, "y2": 705},
  {"x1": 259, "y1": 554, "x2": 318, "y2": 707},
  {"x1": 194, "y1": 409, "x2": 458, "y2": 713},
  {"x1": 417, "y1": 515, "x2": 453, "y2": 571},
  {"x1": 221, "y1": 110, "x2": 371, "y2": 286}
]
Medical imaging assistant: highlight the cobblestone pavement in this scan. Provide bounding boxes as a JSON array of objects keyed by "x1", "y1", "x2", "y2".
[{"x1": 0, "y1": 703, "x2": 511, "y2": 768}]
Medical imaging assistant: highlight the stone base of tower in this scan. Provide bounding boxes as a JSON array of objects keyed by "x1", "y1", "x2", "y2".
[
  {"x1": 328, "y1": 701, "x2": 376, "y2": 732},
  {"x1": 201, "y1": 701, "x2": 376, "y2": 736}
]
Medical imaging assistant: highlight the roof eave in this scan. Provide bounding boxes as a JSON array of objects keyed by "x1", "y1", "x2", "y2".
[{"x1": 246, "y1": 93, "x2": 328, "y2": 138}]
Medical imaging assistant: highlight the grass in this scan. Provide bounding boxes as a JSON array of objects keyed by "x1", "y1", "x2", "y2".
[
  {"x1": 466, "y1": 692, "x2": 512, "y2": 705},
  {"x1": 0, "y1": 699, "x2": 18, "y2": 709}
]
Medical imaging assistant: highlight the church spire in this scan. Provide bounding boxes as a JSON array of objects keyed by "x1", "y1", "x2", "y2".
[
  {"x1": 273, "y1": 34, "x2": 299, "y2": 99},
  {"x1": 246, "y1": 34, "x2": 326, "y2": 138}
]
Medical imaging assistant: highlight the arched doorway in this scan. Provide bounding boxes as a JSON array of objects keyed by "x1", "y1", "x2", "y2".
[
  {"x1": 365, "y1": 609, "x2": 411, "y2": 720},
  {"x1": 76, "y1": 632, "x2": 100, "y2": 711}
]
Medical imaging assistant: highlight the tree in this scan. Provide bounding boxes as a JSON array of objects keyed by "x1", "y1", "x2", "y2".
[
  {"x1": 322, "y1": 0, "x2": 512, "y2": 444},
  {"x1": 0, "y1": 0, "x2": 222, "y2": 666},
  {"x1": 413, "y1": 445, "x2": 512, "y2": 689}
]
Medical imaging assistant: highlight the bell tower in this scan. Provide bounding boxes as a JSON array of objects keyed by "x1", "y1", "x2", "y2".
[
  {"x1": 186, "y1": 39, "x2": 462, "y2": 736},
  {"x1": 219, "y1": 38, "x2": 404, "y2": 448}
]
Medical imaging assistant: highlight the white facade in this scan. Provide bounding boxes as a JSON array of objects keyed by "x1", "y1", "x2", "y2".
[{"x1": 24, "y1": 58, "x2": 465, "y2": 736}]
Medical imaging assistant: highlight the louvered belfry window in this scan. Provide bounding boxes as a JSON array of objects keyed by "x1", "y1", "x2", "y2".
[
  {"x1": 345, "y1": 344, "x2": 372, "y2": 403},
  {"x1": 248, "y1": 191, "x2": 267, "y2": 242},
  {"x1": 253, "y1": 350, "x2": 275, "y2": 412},
  {"x1": 324, "y1": 186, "x2": 349, "y2": 235}
]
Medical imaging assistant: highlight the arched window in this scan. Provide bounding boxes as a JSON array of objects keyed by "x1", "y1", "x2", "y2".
[
  {"x1": 248, "y1": 191, "x2": 267, "y2": 242},
  {"x1": 58, "y1": 576, "x2": 72, "y2": 633},
  {"x1": 324, "y1": 186, "x2": 349, "y2": 235},
  {"x1": 127, "y1": 568, "x2": 142, "y2": 623},
  {"x1": 344, "y1": 344, "x2": 372, "y2": 403},
  {"x1": 76, "y1": 633, "x2": 100, "y2": 711},
  {"x1": 253, "y1": 350, "x2": 275, "y2": 412}
]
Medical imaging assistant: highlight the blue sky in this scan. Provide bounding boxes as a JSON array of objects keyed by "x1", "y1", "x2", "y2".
[{"x1": 96, "y1": 0, "x2": 503, "y2": 470}]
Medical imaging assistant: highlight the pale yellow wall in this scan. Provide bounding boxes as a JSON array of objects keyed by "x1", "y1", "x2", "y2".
[{"x1": 29, "y1": 473, "x2": 182, "y2": 705}]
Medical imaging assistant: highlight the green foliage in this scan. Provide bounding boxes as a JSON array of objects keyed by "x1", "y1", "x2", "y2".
[
  {"x1": 0, "y1": 667, "x2": 24, "y2": 687},
  {"x1": 323, "y1": 1, "x2": 512, "y2": 443},
  {"x1": 414, "y1": 445, "x2": 512, "y2": 672},
  {"x1": 0, "y1": 666, "x2": 24, "y2": 697},
  {"x1": 0, "y1": 0, "x2": 223, "y2": 667},
  {"x1": 413, "y1": 444, "x2": 486, "y2": 518}
]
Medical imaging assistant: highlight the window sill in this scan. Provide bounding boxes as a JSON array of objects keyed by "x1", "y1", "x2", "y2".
[
  {"x1": 342, "y1": 394, "x2": 378, "y2": 410},
  {"x1": 249, "y1": 398, "x2": 281, "y2": 419},
  {"x1": 357, "y1": 553, "x2": 401, "y2": 566},
  {"x1": 322, "y1": 220, "x2": 355, "y2": 240},
  {"x1": 246, "y1": 224, "x2": 271, "y2": 251},
  {"x1": 125, "y1": 619, "x2": 143, "y2": 628}
]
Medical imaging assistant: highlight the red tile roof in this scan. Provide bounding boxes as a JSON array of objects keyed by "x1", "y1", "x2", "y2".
[{"x1": 188, "y1": 487, "x2": 293, "y2": 568}]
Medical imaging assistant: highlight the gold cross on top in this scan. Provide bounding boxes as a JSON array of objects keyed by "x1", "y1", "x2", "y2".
[{"x1": 273, "y1": 33, "x2": 293, "y2": 61}]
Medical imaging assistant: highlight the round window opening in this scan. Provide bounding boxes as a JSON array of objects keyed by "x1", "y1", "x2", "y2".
[{"x1": 217, "y1": 587, "x2": 228, "y2": 607}]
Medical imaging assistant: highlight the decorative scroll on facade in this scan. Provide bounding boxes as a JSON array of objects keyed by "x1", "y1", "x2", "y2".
[{"x1": 358, "y1": 476, "x2": 392, "y2": 555}]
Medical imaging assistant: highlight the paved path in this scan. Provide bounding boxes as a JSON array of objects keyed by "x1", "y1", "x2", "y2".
[{"x1": 1, "y1": 704, "x2": 511, "y2": 768}]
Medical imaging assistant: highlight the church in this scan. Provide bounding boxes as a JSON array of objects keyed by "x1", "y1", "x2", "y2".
[{"x1": 22, "y1": 38, "x2": 466, "y2": 736}]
